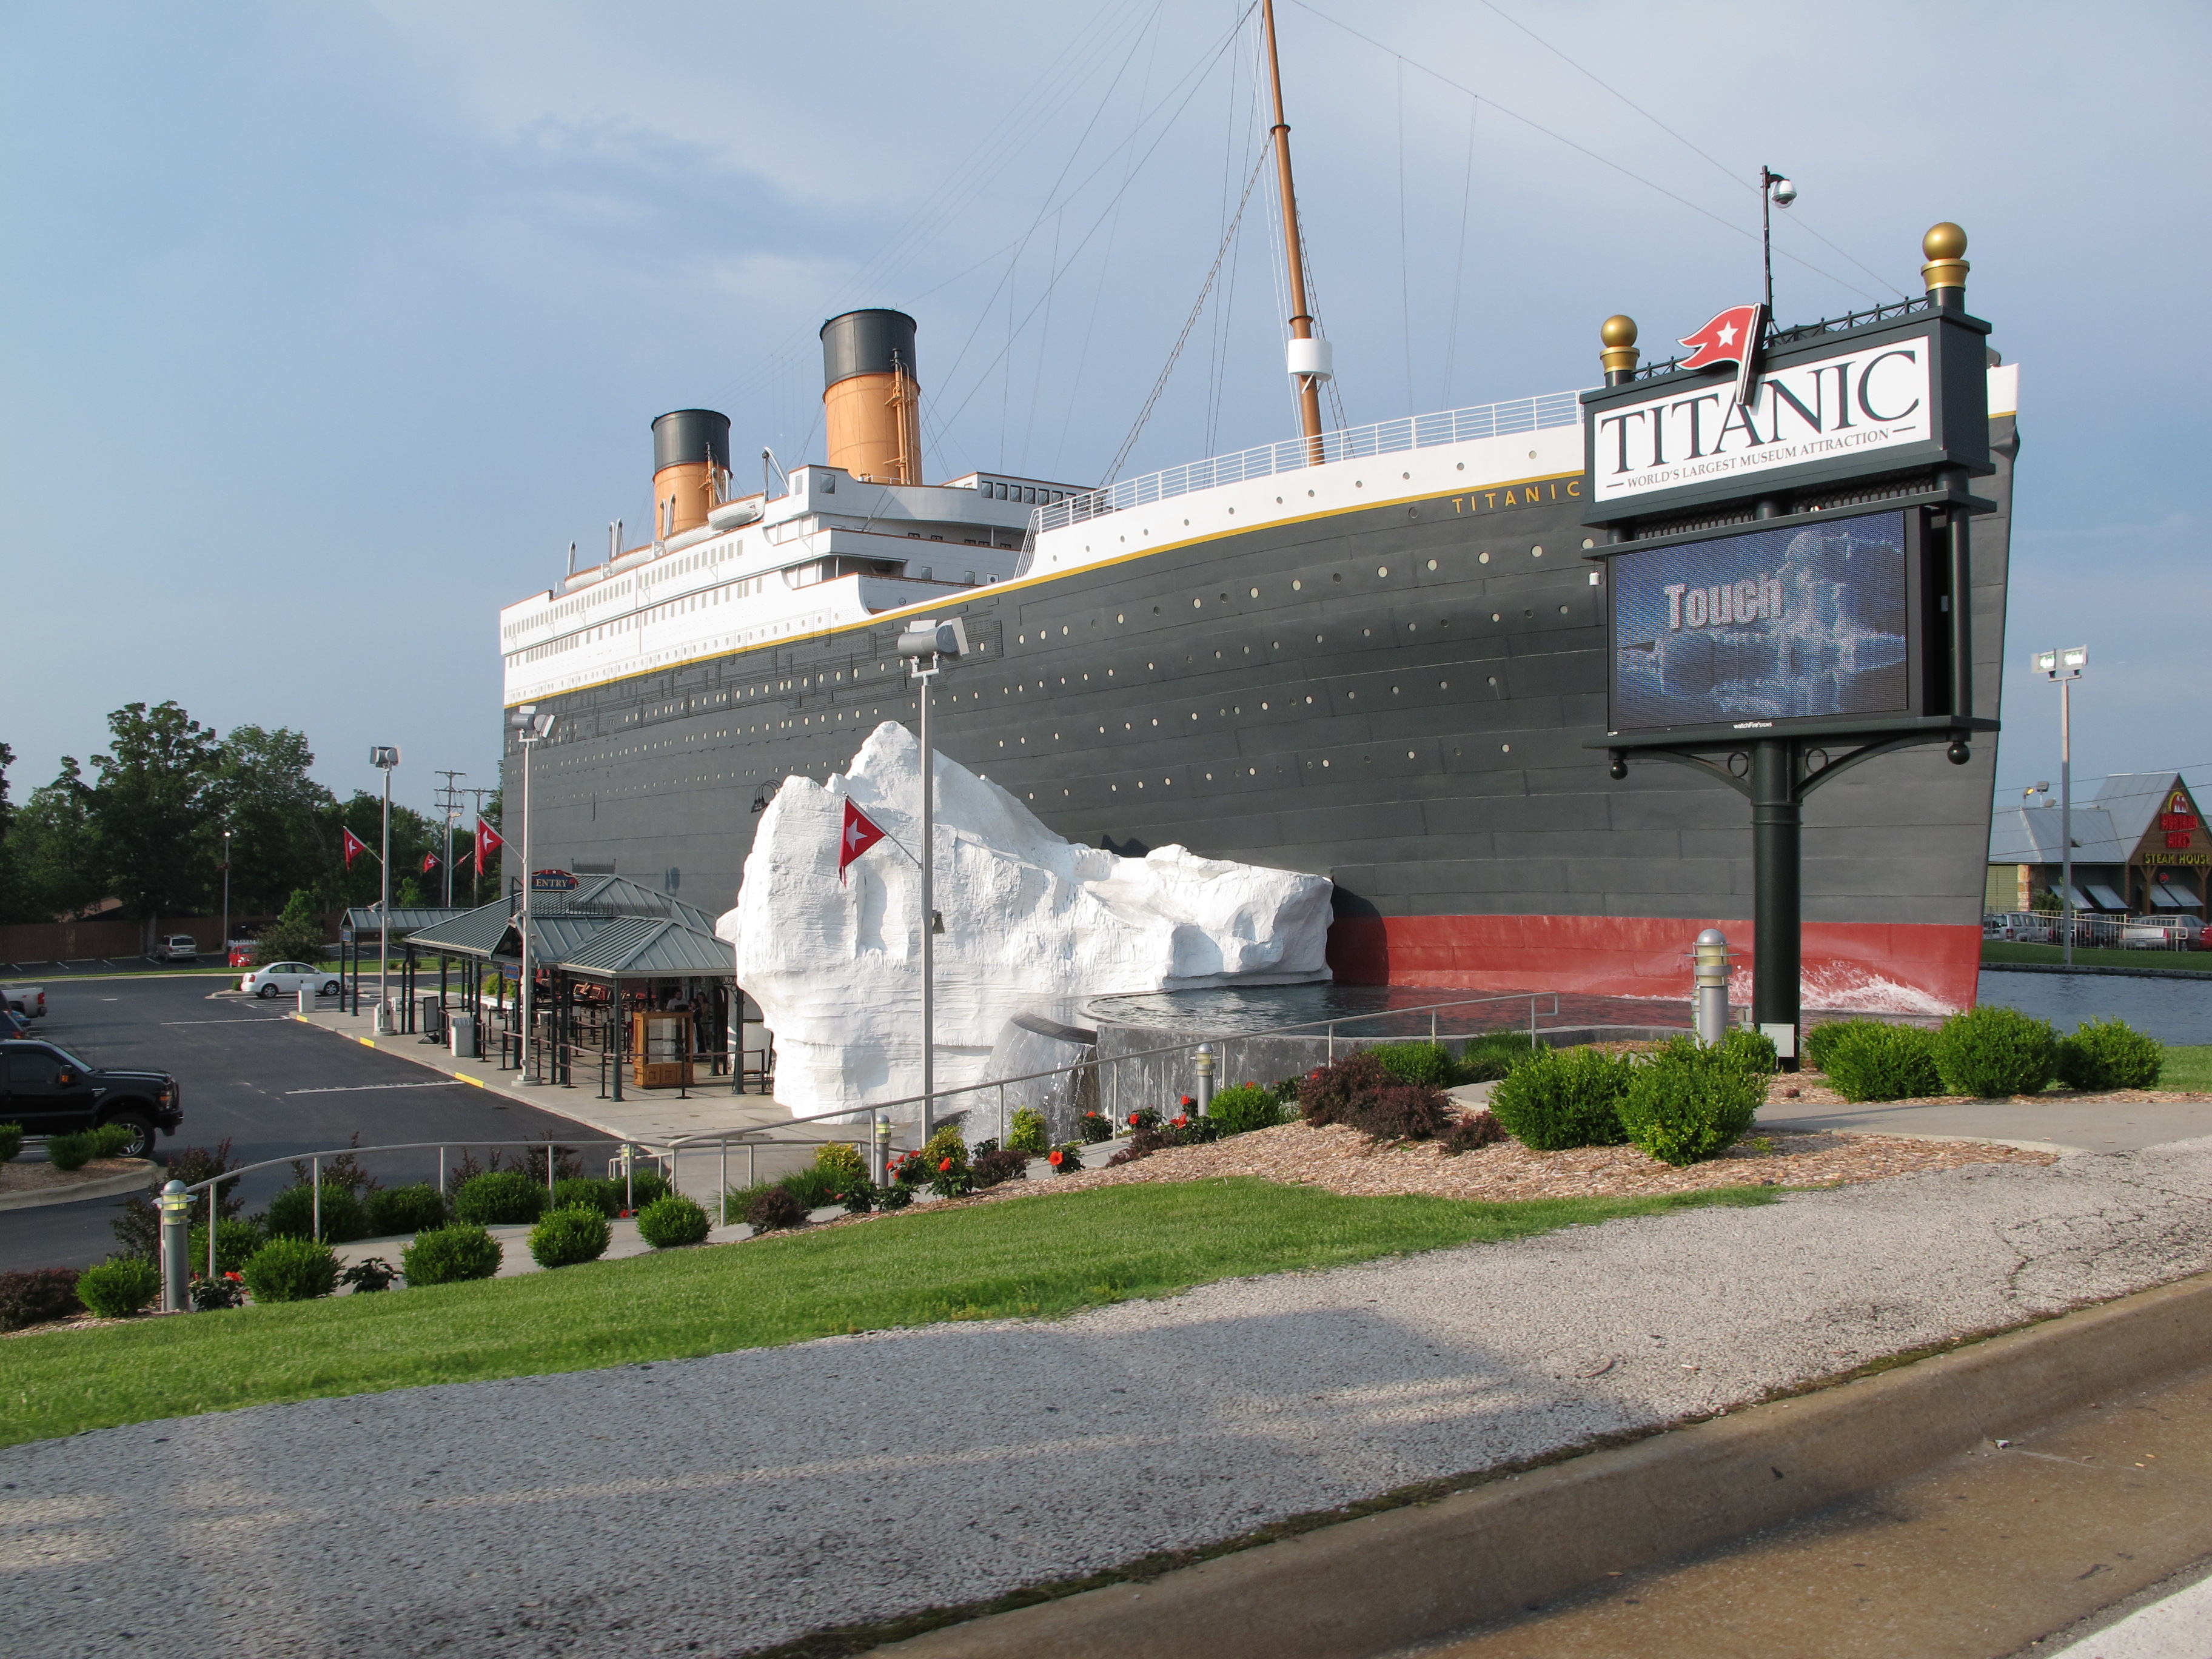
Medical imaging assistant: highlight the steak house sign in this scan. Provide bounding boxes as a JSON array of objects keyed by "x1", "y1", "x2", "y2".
[{"x1": 1579, "y1": 304, "x2": 1992, "y2": 526}]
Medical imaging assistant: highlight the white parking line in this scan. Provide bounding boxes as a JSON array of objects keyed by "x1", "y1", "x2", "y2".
[
  {"x1": 160, "y1": 1018, "x2": 298, "y2": 1027},
  {"x1": 283, "y1": 1082, "x2": 468, "y2": 1095}
]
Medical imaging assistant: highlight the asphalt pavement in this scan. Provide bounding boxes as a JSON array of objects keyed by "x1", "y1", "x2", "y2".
[{"x1": 0, "y1": 975, "x2": 611, "y2": 1273}]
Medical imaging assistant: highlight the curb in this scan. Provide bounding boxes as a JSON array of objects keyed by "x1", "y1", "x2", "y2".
[
  {"x1": 880, "y1": 1271, "x2": 2212, "y2": 1658},
  {"x1": 1982, "y1": 960, "x2": 2212, "y2": 981},
  {"x1": 0, "y1": 1163, "x2": 155, "y2": 1212}
]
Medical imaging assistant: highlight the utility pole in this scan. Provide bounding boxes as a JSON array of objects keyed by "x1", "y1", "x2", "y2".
[
  {"x1": 458, "y1": 786, "x2": 496, "y2": 908},
  {"x1": 370, "y1": 746, "x2": 401, "y2": 1028},
  {"x1": 434, "y1": 770, "x2": 466, "y2": 908}
]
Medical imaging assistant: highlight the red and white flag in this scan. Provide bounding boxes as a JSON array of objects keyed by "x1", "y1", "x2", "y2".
[
  {"x1": 342, "y1": 826, "x2": 372, "y2": 868},
  {"x1": 838, "y1": 800, "x2": 887, "y2": 882},
  {"x1": 1677, "y1": 303, "x2": 1765, "y2": 410},
  {"x1": 475, "y1": 819, "x2": 503, "y2": 875},
  {"x1": 420, "y1": 852, "x2": 440, "y2": 874}
]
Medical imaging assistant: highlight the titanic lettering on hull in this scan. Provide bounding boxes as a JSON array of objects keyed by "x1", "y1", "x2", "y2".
[{"x1": 1592, "y1": 344, "x2": 1930, "y2": 506}]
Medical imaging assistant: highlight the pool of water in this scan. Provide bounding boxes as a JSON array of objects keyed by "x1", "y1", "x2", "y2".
[
  {"x1": 1082, "y1": 984, "x2": 1684, "y2": 1041},
  {"x1": 1977, "y1": 970, "x2": 2212, "y2": 1045}
]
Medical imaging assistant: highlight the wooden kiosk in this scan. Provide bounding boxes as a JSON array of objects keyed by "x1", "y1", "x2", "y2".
[{"x1": 632, "y1": 1010, "x2": 694, "y2": 1090}]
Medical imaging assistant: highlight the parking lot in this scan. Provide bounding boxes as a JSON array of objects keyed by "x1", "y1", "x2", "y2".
[{"x1": 0, "y1": 974, "x2": 608, "y2": 1272}]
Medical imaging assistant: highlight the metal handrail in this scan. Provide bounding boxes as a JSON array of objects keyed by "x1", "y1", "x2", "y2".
[{"x1": 1030, "y1": 392, "x2": 1583, "y2": 535}]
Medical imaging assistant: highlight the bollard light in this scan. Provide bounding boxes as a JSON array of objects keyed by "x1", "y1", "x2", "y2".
[
  {"x1": 1693, "y1": 929, "x2": 1732, "y2": 1048},
  {"x1": 158, "y1": 1179, "x2": 193, "y2": 1312},
  {"x1": 1194, "y1": 1043, "x2": 1216, "y2": 1116}
]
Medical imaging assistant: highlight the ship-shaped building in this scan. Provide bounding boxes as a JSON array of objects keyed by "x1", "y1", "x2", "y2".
[{"x1": 499, "y1": 259, "x2": 2019, "y2": 1014}]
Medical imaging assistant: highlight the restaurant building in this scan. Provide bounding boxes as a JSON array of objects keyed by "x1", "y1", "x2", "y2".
[{"x1": 1985, "y1": 773, "x2": 2207, "y2": 919}]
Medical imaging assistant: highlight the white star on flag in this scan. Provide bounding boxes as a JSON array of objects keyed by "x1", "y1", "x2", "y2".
[{"x1": 837, "y1": 799, "x2": 888, "y2": 882}]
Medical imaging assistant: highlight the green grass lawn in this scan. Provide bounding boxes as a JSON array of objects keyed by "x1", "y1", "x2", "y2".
[
  {"x1": 1982, "y1": 940, "x2": 2212, "y2": 973},
  {"x1": 2159, "y1": 1046, "x2": 2212, "y2": 1092},
  {"x1": 0, "y1": 1179, "x2": 1774, "y2": 1447}
]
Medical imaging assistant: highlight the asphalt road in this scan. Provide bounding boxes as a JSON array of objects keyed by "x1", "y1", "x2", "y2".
[{"x1": 0, "y1": 974, "x2": 608, "y2": 1273}]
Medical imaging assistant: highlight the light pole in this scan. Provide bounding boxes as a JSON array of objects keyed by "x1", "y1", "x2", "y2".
[
  {"x1": 370, "y1": 746, "x2": 400, "y2": 1027},
  {"x1": 508, "y1": 706, "x2": 555, "y2": 1082},
  {"x1": 218, "y1": 829, "x2": 231, "y2": 970},
  {"x1": 894, "y1": 617, "x2": 967, "y2": 1139},
  {"x1": 2033, "y1": 648, "x2": 2087, "y2": 965},
  {"x1": 1758, "y1": 166, "x2": 1796, "y2": 321}
]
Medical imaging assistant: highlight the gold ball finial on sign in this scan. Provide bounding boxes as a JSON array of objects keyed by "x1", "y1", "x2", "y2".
[
  {"x1": 1600, "y1": 315, "x2": 1640, "y2": 383},
  {"x1": 1921, "y1": 223, "x2": 1969, "y2": 293}
]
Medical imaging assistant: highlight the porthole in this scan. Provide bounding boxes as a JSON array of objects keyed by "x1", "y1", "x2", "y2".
[
  {"x1": 1192, "y1": 597, "x2": 1202, "y2": 608},
  {"x1": 1560, "y1": 605, "x2": 1570, "y2": 615},
  {"x1": 1456, "y1": 462, "x2": 1465, "y2": 471},
  {"x1": 1439, "y1": 680, "x2": 1449, "y2": 690},
  {"x1": 1487, "y1": 676, "x2": 1498, "y2": 686},
  {"x1": 1531, "y1": 545, "x2": 1544, "y2": 557},
  {"x1": 1582, "y1": 538, "x2": 1597, "y2": 550},
  {"x1": 1250, "y1": 586, "x2": 1259, "y2": 597},
  {"x1": 1332, "y1": 573, "x2": 1341, "y2": 583},
  {"x1": 1376, "y1": 565, "x2": 1389, "y2": 578},
  {"x1": 1315, "y1": 633, "x2": 1323, "y2": 643},
  {"x1": 1502, "y1": 743, "x2": 1512, "y2": 753},
  {"x1": 1401, "y1": 472, "x2": 1410, "y2": 480},
  {"x1": 1307, "y1": 489, "x2": 1315, "y2": 497},
  {"x1": 1492, "y1": 612, "x2": 1502, "y2": 622},
  {"x1": 1292, "y1": 579, "x2": 1302, "y2": 591},
  {"x1": 1117, "y1": 612, "x2": 1125, "y2": 623},
  {"x1": 1407, "y1": 750, "x2": 1415, "y2": 760},
  {"x1": 1478, "y1": 551, "x2": 1490, "y2": 564},
  {"x1": 1426, "y1": 558, "x2": 1438, "y2": 571}
]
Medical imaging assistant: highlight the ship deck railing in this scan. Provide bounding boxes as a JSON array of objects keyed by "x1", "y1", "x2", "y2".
[{"x1": 1031, "y1": 390, "x2": 1586, "y2": 536}]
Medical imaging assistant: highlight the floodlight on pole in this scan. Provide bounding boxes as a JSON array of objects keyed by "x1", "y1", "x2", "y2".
[
  {"x1": 2032, "y1": 648, "x2": 2087, "y2": 965},
  {"x1": 370, "y1": 746, "x2": 401, "y2": 1027},
  {"x1": 508, "y1": 707, "x2": 554, "y2": 1082},
  {"x1": 894, "y1": 617, "x2": 967, "y2": 1140}
]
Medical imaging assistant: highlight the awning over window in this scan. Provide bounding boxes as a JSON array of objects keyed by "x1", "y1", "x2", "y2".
[
  {"x1": 2086, "y1": 884, "x2": 2129, "y2": 910},
  {"x1": 2150, "y1": 885, "x2": 2199, "y2": 910}
]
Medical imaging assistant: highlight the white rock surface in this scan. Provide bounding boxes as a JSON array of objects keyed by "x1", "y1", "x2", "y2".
[{"x1": 717, "y1": 722, "x2": 1332, "y2": 1119}]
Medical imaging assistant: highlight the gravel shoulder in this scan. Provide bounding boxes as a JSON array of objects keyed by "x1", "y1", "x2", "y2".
[{"x1": 6, "y1": 1138, "x2": 2212, "y2": 1659}]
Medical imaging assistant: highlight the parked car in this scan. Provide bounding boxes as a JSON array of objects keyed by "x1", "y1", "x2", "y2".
[
  {"x1": 0, "y1": 1039, "x2": 181, "y2": 1156},
  {"x1": 152, "y1": 934, "x2": 200, "y2": 963},
  {"x1": 1, "y1": 985, "x2": 44, "y2": 1019},
  {"x1": 239, "y1": 961, "x2": 342, "y2": 999},
  {"x1": 0, "y1": 1008, "x2": 30, "y2": 1039}
]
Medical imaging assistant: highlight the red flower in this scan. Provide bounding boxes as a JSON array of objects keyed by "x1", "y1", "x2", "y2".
[
  {"x1": 1180, "y1": 1096, "x2": 1195, "y2": 1107},
  {"x1": 223, "y1": 1272, "x2": 241, "y2": 1282},
  {"x1": 1049, "y1": 1148, "x2": 1064, "y2": 1166},
  {"x1": 1173, "y1": 1115, "x2": 1188, "y2": 1127},
  {"x1": 938, "y1": 1157, "x2": 953, "y2": 1172},
  {"x1": 1128, "y1": 1111, "x2": 1141, "y2": 1126}
]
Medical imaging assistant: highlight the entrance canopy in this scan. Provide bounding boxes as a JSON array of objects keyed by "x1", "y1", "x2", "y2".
[{"x1": 401, "y1": 876, "x2": 732, "y2": 978}]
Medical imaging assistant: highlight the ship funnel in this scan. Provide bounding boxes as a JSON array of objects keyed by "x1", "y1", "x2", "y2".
[
  {"x1": 651, "y1": 409, "x2": 731, "y2": 539},
  {"x1": 820, "y1": 308, "x2": 920, "y2": 484}
]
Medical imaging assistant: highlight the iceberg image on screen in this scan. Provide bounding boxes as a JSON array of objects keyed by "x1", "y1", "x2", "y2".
[{"x1": 1611, "y1": 509, "x2": 1909, "y2": 730}]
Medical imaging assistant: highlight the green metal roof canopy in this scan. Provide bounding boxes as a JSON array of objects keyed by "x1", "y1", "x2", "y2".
[{"x1": 398, "y1": 876, "x2": 734, "y2": 981}]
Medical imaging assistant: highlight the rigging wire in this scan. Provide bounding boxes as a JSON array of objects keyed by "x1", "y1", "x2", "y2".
[
  {"x1": 1285, "y1": 0, "x2": 1883, "y2": 304},
  {"x1": 1396, "y1": 57, "x2": 1413, "y2": 417},
  {"x1": 1101, "y1": 149, "x2": 1272, "y2": 483},
  {"x1": 1472, "y1": 0, "x2": 1908, "y2": 301},
  {"x1": 1441, "y1": 97, "x2": 1477, "y2": 409}
]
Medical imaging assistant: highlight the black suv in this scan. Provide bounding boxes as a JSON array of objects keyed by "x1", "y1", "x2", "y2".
[{"x1": 0, "y1": 1039, "x2": 181, "y2": 1157}]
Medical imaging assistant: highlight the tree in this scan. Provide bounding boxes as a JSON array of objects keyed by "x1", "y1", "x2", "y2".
[
  {"x1": 255, "y1": 888, "x2": 329, "y2": 965},
  {"x1": 8, "y1": 759, "x2": 106, "y2": 921},
  {"x1": 0, "y1": 742, "x2": 20, "y2": 921},
  {"x1": 208, "y1": 725, "x2": 337, "y2": 914},
  {"x1": 89, "y1": 702, "x2": 223, "y2": 924},
  {"x1": 326, "y1": 792, "x2": 440, "y2": 910}
]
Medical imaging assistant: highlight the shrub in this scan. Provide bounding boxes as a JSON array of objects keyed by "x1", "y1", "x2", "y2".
[
  {"x1": 264, "y1": 1181, "x2": 371, "y2": 1243},
  {"x1": 1077, "y1": 1111, "x2": 1113, "y2": 1144},
  {"x1": 1459, "y1": 1032, "x2": 1540, "y2": 1083},
  {"x1": 1934, "y1": 1005, "x2": 2058, "y2": 1098},
  {"x1": 366, "y1": 1182, "x2": 450, "y2": 1235},
  {"x1": 615, "y1": 1167, "x2": 670, "y2": 1210},
  {"x1": 814, "y1": 1142, "x2": 867, "y2": 1188},
  {"x1": 338, "y1": 1256, "x2": 397, "y2": 1293},
  {"x1": 189, "y1": 1274, "x2": 243, "y2": 1311},
  {"x1": 971, "y1": 1147, "x2": 1029, "y2": 1187},
  {"x1": 746, "y1": 1186, "x2": 808, "y2": 1232},
  {"x1": 1822, "y1": 1022, "x2": 1943, "y2": 1102},
  {"x1": 928, "y1": 1155, "x2": 974, "y2": 1199},
  {"x1": 90, "y1": 1122, "x2": 136, "y2": 1159},
  {"x1": 1369, "y1": 1040, "x2": 1458, "y2": 1089},
  {"x1": 547, "y1": 1178, "x2": 620, "y2": 1219},
  {"x1": 777, "y1": 1165, "x2": 845, "y2": 1211},
  {"x1": 839, "y1": 1178, "x2": 880, "y2": 1215},
  {"x1": 873, "y1": 1179, "x2": 913, "y2": 1211},
  {"x1": 1487, "y1": 1048, "x2": 1634, "y2": 1150},
  {"x1": 528, "y1": 1205, "x2": 612, "y2": 1269},
  {"x1": 2054, "y1": 1018, "x2": 2163, "y2": 1091},
  {"x1": 45, "y1": 1131, "x2": 95, "y2": 1172},
  {"x1": 1440, "y1": 1111, "x2": 1507, "y2": 1155},
  {"x1": 1720, "y1": 1028, "x2": 1780, "y2": 1076},
  {"x1": 76, "y1": 1258, "x2": 161, "y2": 1318},
  {"x1": 922, "y1": 1124, "x2": 968, "y2": 1165},
  {"x1": 239, "y1": 1237, "x2": 339, "y2": 1302},
  {"x1": 187, "y1": 1217, "x2": 266, "y2": 1276},
  {"x1": 0, "y1": 1122, "x2": 20, "y2": 1164},
  {"x1": 637, "y1": 1193, "x2": 713, "y2": 1247},
  {"x1": 0, "y1": 1267, "x2": 82, "y2": 1330},
  {"x1": 401, "y1": 1224, "x2": 502, "y2": 1285},
  {"x1": 112, "y1": 1139, "x2": 246, "y2": 1264},
  {"x1": 1805, "y1": 1019, "x2": 1886, "y2": 1074},
  {"x1": 451, "y1": 1169, "x2": 549, "y2": 1227},
  {"x1": 1007, "y1": 1108, "x2": 1050, "y2": 1154},
  {"x1": 1300, "y1": 1051, "x2": 1453, "y2": 1142},
  {"x1": 1048, "y1": 1142, "x2": 1085, "y2": 1175},
  {"x1": 1207, "y1": 1083, "x2": 1285, "y2": 1137},
  {"x1": 1618, "y1": 1037, "x2": 1767, "y2": 1167}
]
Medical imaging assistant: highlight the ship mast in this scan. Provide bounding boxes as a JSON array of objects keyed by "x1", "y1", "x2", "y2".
[{"x1": 1261, "y1": 0, "x2": 1326, "y2": 453}]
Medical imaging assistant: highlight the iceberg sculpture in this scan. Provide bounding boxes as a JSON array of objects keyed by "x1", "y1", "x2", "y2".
[{"x1": 716, "y1": 722, "x2": 1332, "y2": 1119}]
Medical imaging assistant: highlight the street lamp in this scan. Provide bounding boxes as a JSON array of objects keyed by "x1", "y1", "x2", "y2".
[
  {"x1": 2033, "y1": 648, "x2": 2088, "y2": 965},
  {"x1": 894, "y1": 617, "x2": 968, "y2": 1138},
  {"x1": 507, "y1": 706, "x2": 556, "y2": 1083},
  {"x1": 1759, "y1": 166, "x2": 1795, "y2": 321},
  {"x1": 370, "y1": 746, "x2": 401, "y2": 1028},
  {"x1": 218, "y1": 828, "x2": 232, "y2": 973}
]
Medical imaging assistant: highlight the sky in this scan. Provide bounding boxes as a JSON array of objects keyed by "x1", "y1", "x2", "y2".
[{"x1": 1, "y1": 0, "x2": 2205, "y2": 828}]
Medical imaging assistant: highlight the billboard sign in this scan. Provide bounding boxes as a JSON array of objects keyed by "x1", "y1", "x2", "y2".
[{"x1": 1608, "y1": 509, "x2": 1923, "y2": 737}]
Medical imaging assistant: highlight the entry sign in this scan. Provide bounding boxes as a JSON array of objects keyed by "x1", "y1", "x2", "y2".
[{"x1": 531, "y1": 868, "x2": 580, "y2": 893}]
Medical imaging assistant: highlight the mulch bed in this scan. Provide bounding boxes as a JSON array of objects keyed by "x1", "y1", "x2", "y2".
[
  {"x1": 0, "y1": 1157, "x2": 150, "y2": 1199},
  {"x1": 1771, "y1": 1070, "x2": 2212, "y2": 1110}
]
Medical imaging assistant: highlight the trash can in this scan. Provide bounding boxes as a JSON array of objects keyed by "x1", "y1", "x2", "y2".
[
  {"x1": 373, "y1": 999, "x2": 397, "y2": 1035},
  {"x1": 449, "y1": 1014, "x2": 478, "y2": 1059},
  {"x1": 418, "y1": 997, "x2": 446, "y2": 1044},
  {"x1": 297, "y1": 986, "x2": 316, "y2": 1016}
]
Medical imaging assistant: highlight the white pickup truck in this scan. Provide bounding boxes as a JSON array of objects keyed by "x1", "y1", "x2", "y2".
[{"x1": 2, "y1": 985, "x2": 47, "y2": 1020}]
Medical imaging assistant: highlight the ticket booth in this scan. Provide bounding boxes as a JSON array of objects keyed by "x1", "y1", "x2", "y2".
[{"x1": 631, "y1": 1010, "x2": 694, "y2": 1090}]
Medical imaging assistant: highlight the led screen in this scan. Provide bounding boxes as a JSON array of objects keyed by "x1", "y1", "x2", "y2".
[{"x1": 1610, "y1": 509, "x2": 1912, "y2": 732}]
